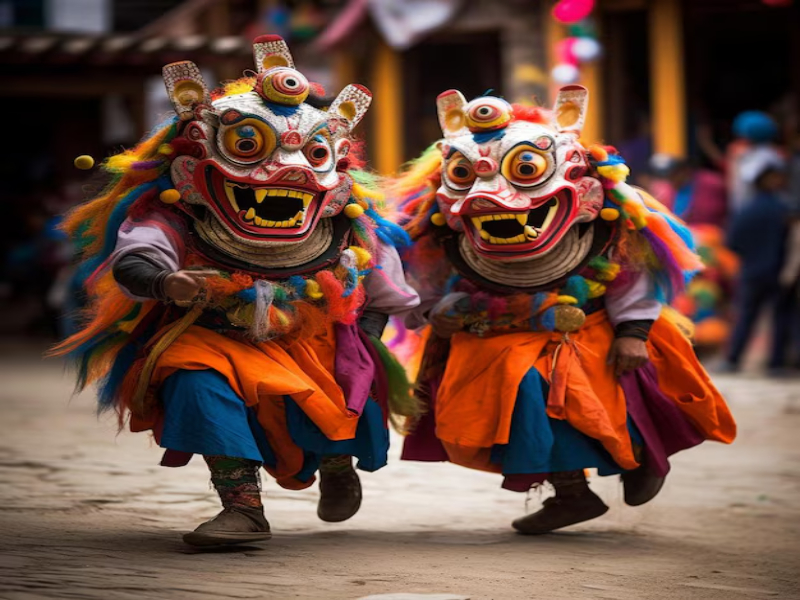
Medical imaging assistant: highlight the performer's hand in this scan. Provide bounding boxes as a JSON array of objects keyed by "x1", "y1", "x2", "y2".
[
  {"x1": 428, "y1": 304, "x2": 464, "y2": 339},
  {"x1": 608, "y1": 337, "x2": 649, "y2": 377},
  {"x1": 163, "y1": 270, "x2": 218, "y2": 303}
]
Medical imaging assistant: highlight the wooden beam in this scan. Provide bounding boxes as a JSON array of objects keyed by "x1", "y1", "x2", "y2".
[
  {"x1": 649, "y1": 0, "x2": 687, "y2": 157},
  {"x1": 371, "y1": 41, "x2": 404, "y2": 175}
]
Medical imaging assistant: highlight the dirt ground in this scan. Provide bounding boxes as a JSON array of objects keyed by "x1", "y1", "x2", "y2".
[{"x1": 0, "y1": 349, "x2": 798, "y2": 600}]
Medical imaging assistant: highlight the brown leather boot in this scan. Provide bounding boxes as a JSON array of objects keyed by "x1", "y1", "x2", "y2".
[
  {"x1": 317, "y1": 455, "x2": 362, "y2": 523},
  {"x1": 512, "y1": 470, "x2": 609, "y2": 535},
  {"x1": 621, "y1": 465, "x2": 666, "y2": 506},
  {"x1": 183, "y1": 505, "x2": 272, "y2": 547}
]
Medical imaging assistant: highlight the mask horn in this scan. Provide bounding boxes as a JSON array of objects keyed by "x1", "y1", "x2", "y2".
[
  {"x1": 163, "y1": 61, "x2": 211, "y2": 120},
  {"x1": 329, "y1": 84, "x2": 372, "y2": 130},
  {"x1": 554, "y1": 85, "x2": 589, "y2": 135},
  {"x1": 436, "y1": 89, "x2": 469, "y2": 139},
  {"x1": 253, "y1": 34, "x2": 295, "y2": 73}
]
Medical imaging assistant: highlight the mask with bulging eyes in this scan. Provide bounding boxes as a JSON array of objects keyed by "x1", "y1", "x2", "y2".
[
  {"x1": 433, "y1": 86, "x2": 604, "y2": 260},
  {"x1": 161, "y1": 35, "x2": 371, "y2": 247}
]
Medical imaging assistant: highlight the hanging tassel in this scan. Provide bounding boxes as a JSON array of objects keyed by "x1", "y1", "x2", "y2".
[{"x1": 250, "y1": 279, "x2": 274, "y2": 341}]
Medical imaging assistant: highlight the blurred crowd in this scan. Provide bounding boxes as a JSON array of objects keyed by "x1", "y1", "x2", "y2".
[{"x1": 633, "y1": 110, "x2": 800, "y2": 374}]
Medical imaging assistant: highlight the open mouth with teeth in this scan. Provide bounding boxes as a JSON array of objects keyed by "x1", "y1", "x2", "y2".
[
  {"x1": 204, "y1": 167, "x2": 322, "y2": 239},
  {"x1": 224, "y1": 181, "x2": 313, "y2": 229},
  {"x1": 464, "y1": 189, "x2": 575, "y2": 256}
]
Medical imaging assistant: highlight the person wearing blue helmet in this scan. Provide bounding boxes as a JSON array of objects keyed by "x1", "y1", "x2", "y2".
[{"x1": 728, "y1": 111, "x2": 783, "y2": 213}]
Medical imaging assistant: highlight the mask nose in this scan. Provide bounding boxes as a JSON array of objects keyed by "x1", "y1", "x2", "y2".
[{"x1": 473, "y1": 157, "x2": 498, "y2": 179}]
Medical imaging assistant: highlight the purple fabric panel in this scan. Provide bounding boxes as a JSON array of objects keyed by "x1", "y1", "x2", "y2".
[
  {"x1": 334, "y1": 323, "x2": 375, "y2": 416},
  {"x1": 620, "y1": 363, "x2": 706, "y2": 477},
  {"x1": 502, "y1": 473, "x2": 548, "y2": 493},
  {"x1": 357, "y1": 327, "x2": 389, "y2": 418},
  {"x1": 401, "y1": 375, "x2": 450, "y2": 461}
]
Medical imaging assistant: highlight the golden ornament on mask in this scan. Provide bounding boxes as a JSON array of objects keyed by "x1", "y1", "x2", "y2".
[
  {"x1": 600, "y1": 207, "x2": 620, "y2": 221},
  {"x1": 344, "y1": 204, "x2": 365, "y2": 219},
  {"x1": 554, "y1": 304, "x2": 586, "y2": 333},
  {"x1": 159, "y1": 189, "x2": 182, "y2": 204},
  {"x1": 431, "y1": 212, "x2": 447, "y2": 226}
]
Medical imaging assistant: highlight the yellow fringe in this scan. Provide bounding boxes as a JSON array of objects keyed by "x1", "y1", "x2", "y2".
[{"x1": 130, "y1": 305, "x2": 203, "y2": 415}]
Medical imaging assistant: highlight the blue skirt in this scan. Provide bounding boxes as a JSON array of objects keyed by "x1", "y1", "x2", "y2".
[
  {"x1": 159, "y1": 369, "x2": 389, "y2": 484},
  {"x1": 490, "y1": 368, "x2": 643, "y2": 477}
]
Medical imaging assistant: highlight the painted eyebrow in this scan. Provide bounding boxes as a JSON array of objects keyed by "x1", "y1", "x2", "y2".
[
  {"x1": 445, "y1": 146, "x2": 468, "y2": 160},
  {"x1": 219, "y1": 110, "x2": 269, "y2": 126}
]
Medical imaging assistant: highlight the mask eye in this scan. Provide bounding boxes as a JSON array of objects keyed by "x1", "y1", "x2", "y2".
[
  {"x1": 258, "y1": 68, "x2": 310, "y2": 106},
  {"x1": 445, "y1": 152, "x2": 476, "y2": 191},
  {"x1": 502, "y1": 145, "x2": 549, "y2": 187},
  {"x1": 222, "y1": 119, "x2": 276, "y2": 163},
  {"x1": 303, "y1": 140, "x2": 332, "y2": 170}
]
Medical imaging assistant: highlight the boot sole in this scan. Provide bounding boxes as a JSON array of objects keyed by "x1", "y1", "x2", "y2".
[
  {"x1": 623, "y1": 475, "x2": 666, "y2": 507},
  {"x1": 317, "y1": 497, "x2": 362, "y2": 523},
  {"x1": 182, "y1": 531, "x2": 273, "y2": 547},
  {"x1": 512, "y1": 503, "x2": 610, "y2": 535}
]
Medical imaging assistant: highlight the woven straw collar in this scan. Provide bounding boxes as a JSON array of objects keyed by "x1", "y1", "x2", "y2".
[
  {"x1": 458, "y1": 225, "x2": 595, "y2": 288},
  {"x1": 195, "y1": 215, "x2": 335, "y2": 269}
]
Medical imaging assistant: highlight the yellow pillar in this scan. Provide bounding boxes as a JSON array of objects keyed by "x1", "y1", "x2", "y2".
[
  {"x1": 371, "y1": 41, "x2": 404, "y2": 175},
  {"x1": 544, "y1": 6, "x2": 565, "y2": 104},
  {"x1": 649, "y1": 0, "x2": 687, "y2": 157},
  {"x1": 580, "y1": 58, "x2": 604, "y2": 145},
  {"x1": 333, "y1": 47, "x2": 356, "y2": 92}
]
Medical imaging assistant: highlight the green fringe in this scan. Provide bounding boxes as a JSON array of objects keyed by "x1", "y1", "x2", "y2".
[{"x1": 368, "y1": 335, "x2": 423, "y2": 430}]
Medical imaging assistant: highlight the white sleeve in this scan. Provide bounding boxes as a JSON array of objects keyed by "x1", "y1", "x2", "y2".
[
  {"x1": 362, "y1": 243, "x2": 420, "y2": 315},
  {"x1": 605, "y1": 270, "x2": 663, "y2": 326},
  {"x1": 110, "y1": 219, "x2": 182, "y2": 300}
]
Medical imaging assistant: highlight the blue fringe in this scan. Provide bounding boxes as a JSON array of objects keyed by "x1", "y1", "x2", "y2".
[{"x1": 266, "y1": 102, "x2": 299, "y2": 117}]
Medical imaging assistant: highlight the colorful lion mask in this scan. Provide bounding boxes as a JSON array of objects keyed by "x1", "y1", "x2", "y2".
[
  {"x1": 163, "y1": 35, "x2": 372, "y2": 250},
  {"x1": 433, "y1": 85, "x2": 603, "y2": 261}
]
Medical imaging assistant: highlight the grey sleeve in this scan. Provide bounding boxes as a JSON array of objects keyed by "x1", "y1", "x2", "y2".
[{"x1": 112, "y1": 253, "x2": 171, "y2": 301}]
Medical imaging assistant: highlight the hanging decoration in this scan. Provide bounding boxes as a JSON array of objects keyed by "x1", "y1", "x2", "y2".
[
  {"x1": 550, "y1": 0, "x2": 602, "y2": 85},
  {"x1": 552, "y1": 0, "x2": 595, "y2": 23}
]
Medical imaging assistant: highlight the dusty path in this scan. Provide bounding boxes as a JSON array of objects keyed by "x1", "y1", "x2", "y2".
[{"x1": 0, "y1": 351, "x2": 798, "y2": 600}]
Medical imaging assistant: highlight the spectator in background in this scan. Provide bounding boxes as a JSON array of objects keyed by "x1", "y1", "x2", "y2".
[
  {"x1": 647, "y1": 154, "x2": 728, "y2": 227},
  {"x1": 727, "y1": 111, "x2": 783, "y2": 214},
  {"x1": 723, "y1": 153, "x2": 793, "y2": 373},
  {"x1": 697, "y1": 111, "x2": 784, "y2": 216}
]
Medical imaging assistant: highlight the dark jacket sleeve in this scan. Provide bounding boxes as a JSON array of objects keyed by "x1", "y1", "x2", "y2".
[
  {"x1": 614, "y1": 319, "x2": 654, "y2": 341},
  {"x1": 112, "y1": 253, "x2": 171, "y2": 301},
  {"x1": 358, "y1": 310, "x2": 390, "y2": 339}
]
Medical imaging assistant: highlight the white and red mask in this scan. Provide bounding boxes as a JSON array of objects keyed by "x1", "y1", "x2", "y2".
[
  {"x1": 162, "y1": 35, "x2": 371, "y2": 245},
  {"x1": 434, "y1": 86, "x2": 603, "y2": 260}
]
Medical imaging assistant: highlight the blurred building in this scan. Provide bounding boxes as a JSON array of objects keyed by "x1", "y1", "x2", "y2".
[{"x1": 320, "y1": 0, "x2": 800, "y2": 174}]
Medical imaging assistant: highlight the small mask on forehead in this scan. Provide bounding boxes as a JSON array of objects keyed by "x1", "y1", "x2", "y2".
[
  {"x1": 432, "y1": 86, "x2": 603, "y2": 261},
  {"x1": 160, "y1": 35, "x2": 372, "y2": 245}
]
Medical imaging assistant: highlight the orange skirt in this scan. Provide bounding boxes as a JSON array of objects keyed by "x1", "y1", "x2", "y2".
[
  {"x1": 131, "y1": 323, "x2": 361, "y2": 490},
  {"x1": 435, "y1": 310, "x2": 736, "y2": 473}
]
